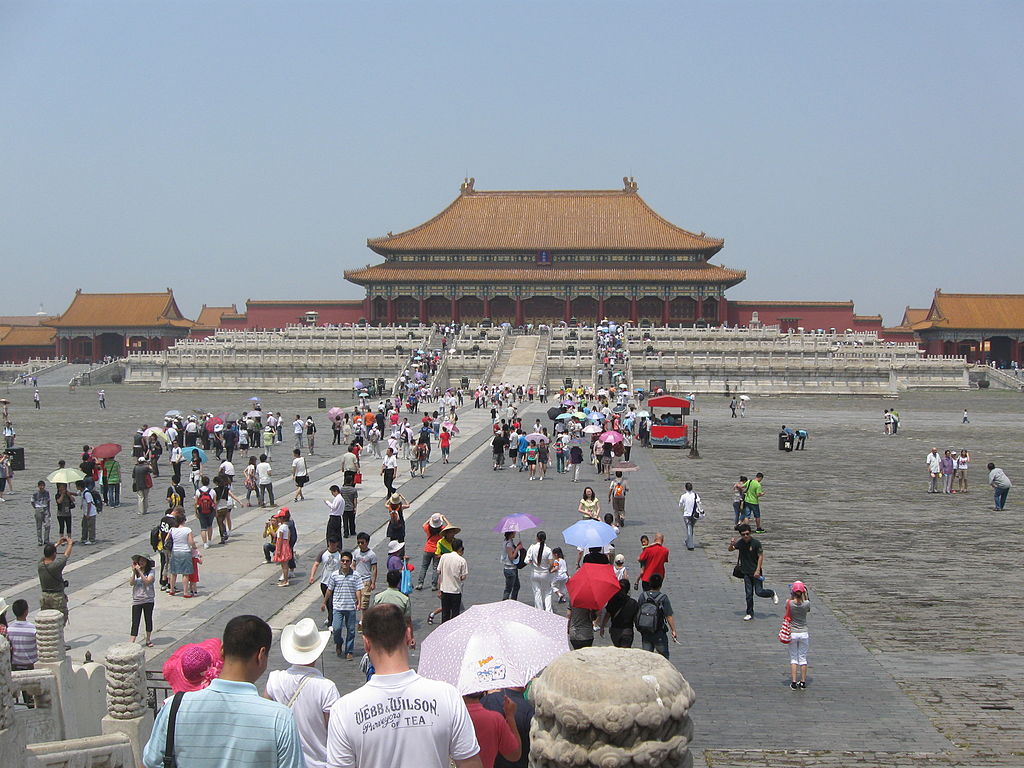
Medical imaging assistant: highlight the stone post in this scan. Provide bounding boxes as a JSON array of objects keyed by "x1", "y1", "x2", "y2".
[
  {"x1": 528, "y1": 646, "x2": 695, "y2": 768},
  {"x1": 0, "y1": 636, "x2": 27, "y2": 768},
  {"x1": 101, "y1": 642, "x2": 153, "y2": 765},
  {"x1": 35, "y1": 608, "x2": 74, "y2": 739}
]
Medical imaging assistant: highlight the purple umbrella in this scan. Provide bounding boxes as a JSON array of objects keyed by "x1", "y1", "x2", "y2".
[
  {"x1": 524, "y1": 433, "x2": 548, "y2": 443},
  {"x1": 493, "y1": 513, "x2": 544, "y2": 534}
]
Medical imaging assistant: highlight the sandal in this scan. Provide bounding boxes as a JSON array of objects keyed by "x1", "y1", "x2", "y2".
[
  {"x1": 277, "y1": 582, "x2": 290, "y2": 587},
  {"x1": 146, "y1": 642, "x2": 155, "y2": 647},
  {"x1": 167, "y1": 590, "x2": 176, "y2": 597},
  {"x1": 183, "y1": 593, "x2": 194, "y2": 598}
]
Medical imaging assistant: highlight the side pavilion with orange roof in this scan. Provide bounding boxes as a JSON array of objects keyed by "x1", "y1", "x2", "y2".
[
  {"x1": 43, "y1": 289, "x2": 194, "y2": 361},
  {"x1": 344, "y1": 178, "x2": 746, "y2": 326},
  {"x1": 911, "y1": 290, "x2": 1024, "y2": 365}
]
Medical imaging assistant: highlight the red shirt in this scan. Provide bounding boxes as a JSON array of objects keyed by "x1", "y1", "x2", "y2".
[
  {"x1": 465, "y1": 698, "x2": 519, "y2": 768},
  {"x1": 638, "y1": 543, "x2": 669, "y2": 581},
  {"x1": 440, "y1": 432, "x2": 451, "y2": 448}
]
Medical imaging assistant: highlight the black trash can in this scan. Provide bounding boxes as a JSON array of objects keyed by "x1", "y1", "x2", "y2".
[
  {"x1": 5, "y1": 447, "x2": 25, "y2": 471},
  {"x1": 778, "y1": 433, "x2": 793, "y2": 452},
  {"x1": 317, "y1": 397, "x2": 327, "y2": 409}
]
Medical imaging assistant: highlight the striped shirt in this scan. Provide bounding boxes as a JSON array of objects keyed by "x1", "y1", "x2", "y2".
[
  {"x1": 142, "y1": 678, "x2": 304, "y2": 768},
  {"x1": 6, "y1": 620, "x2": 38, "y2": 667},
  {"x1": 326, "y1": 572, "x2": 363, "y2": 611}
]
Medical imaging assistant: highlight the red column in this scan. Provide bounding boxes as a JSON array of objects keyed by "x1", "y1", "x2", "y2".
[
  {"x1": 1011, "y1": 339, "x2": 1021, "y2": 364},
  {"x1": 386, "y1": 298, "x2": 396, "y2": 324},
  {"x1": 450, "y1": 297, "x2": 459, "y2": 323},
  {"x1": 718, "y1": 297, "x2": 727, "y2": 325},
  {"x1": 362, "y1": 296, "x2": 372, "y2": 322},
  {"x1": 598, "y1": 297, "x2": 605, "y2": 321},
  {"x1": 514, "y1": 298, "x2": 524, "y2": 327},
  {"x1": 630, "y1": 298, "x2": 638, "y2": 324},
  {"x1": 661, "y1": 298, "x2": 670, "y2": 325},
  {"x1": 483, "y1": 297, "x2": 491, "y2": 320},
  {"x1": 564, "y1": 298, "x2": 572, "y2": 323},
  {"x1": 418, "y1": 298, "x2": 427, "y2": 325},
  {"x1": 91, "y1": 333, "x2": 98, "y2": 362}
]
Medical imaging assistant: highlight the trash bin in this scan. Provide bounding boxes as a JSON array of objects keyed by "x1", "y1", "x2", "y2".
[
  {"x1": 4, "y1": 447, "x2": 25, "y2": 471},
  {"x1": 317, "y1": 397, "x2": 327, "y2": 409},
  {"x1": 778, "y1": 433, "x2": 793, "y2": 452}
]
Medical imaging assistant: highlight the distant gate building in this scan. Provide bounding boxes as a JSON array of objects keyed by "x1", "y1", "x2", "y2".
[{"x1": 344, "y1": 178, "x2": 746, "y2": 326}]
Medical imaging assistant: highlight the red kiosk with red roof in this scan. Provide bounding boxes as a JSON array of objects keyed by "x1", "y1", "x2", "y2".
[{"x1": 647, "y1": 395, "x2": 691, "y2": 448}]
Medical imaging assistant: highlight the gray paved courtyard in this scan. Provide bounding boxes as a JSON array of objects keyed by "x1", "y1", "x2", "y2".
[{"x1": 2, "y1": 382, "x2": 1023, "y2": 766}]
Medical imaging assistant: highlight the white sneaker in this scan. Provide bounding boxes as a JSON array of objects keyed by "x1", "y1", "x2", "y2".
[
  {"x1": 743, "y1": 614, "x2": 752, "y2": 621},
  {"x1": 203, "y1": 542, "x2": 210, "y2": 549},
  {"x1": 772, "y1": 593, "x2": 779, "y2": 605}
]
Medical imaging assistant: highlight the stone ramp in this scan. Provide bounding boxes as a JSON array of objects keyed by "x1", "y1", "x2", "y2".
[
  {"x1": 33, "y1": 362, "x2": 97, "y2": 387},
  {"x1": 493, "y1": 335, "x2": 540, "y2": 385}
]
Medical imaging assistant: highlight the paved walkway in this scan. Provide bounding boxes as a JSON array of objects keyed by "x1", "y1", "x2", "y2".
[{"x1": 5, "y1": 392, "x2": 991, "y2": 761}]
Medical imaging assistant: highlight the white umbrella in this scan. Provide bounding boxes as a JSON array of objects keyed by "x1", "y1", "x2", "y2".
[
  {"x1": 418, "y1": 601, "x2": 568, "y2": 695},
  {"x1": 739, "y1": 395, "x2": 751, "y2": 401},
  {"x1": 583, "y1": 424, "x2": 603, "y2": 434}
]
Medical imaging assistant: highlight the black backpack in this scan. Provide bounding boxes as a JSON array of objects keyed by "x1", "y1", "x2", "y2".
[{"x1": 635, "y1": 591, "x2": 666, "y2": 635}]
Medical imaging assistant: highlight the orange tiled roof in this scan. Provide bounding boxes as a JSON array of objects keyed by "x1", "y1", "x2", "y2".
[
  {"x1": 44, "y1": 290, "x2": 195, "y2": 329},
  {"x1": 345, "y1": 262, "x2": 745, "y2": 286},
  {"x1": 900, "y1": 307, "x2": 929, "y2": 327},
  {"x1": 0, "y1": 315, "x2": 50, "y2": 326},
  {"x1": 914, "y1": 291, "x2": 1024, "y2": 331},
  {"x1": 367, "y1": 181, "x2": 724, "y2": 255},
  {"x1": 0, "y1": 326, "x2": 56, "y2": 346},
  {"x1": 194, "y1": 305, "x2": 238, "y2": 328}
]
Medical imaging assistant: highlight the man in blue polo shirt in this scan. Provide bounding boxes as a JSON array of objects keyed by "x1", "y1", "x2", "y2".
[{"x1": 143, "y1": 615, "x2": 304, "y2": 768}]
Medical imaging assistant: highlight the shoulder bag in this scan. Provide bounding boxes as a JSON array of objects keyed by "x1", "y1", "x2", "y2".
[
  {"x1": 778, "y1": 600, "x2": 792, "y2": 644},
  {"x1": 162, "y1": 691, "x2": 185, "y2": 768}
]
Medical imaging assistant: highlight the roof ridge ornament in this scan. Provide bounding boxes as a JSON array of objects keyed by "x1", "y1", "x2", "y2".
[
  {"x1": 460, "y1": 177, "x2": 476, "y2": 195},
  {"x1": 623, "y1": 176, "x2": 638, "y2": 192}
]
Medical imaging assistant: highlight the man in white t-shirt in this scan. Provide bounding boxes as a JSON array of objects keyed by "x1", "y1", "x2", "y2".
[
  {"x1": 256, "y1": 454, "x2": 275, "y2": 507},
  {"x1": 351, "y1": 533, "x2": 377, "y2": 616},
  {"x1": 293, "y1": 416, "x2": 305, "y2": 450},
  {"x1": 327, "y1": 603, "x2": 481, "y2": 768},
  {"x1": 266, "y1": 618, "x2": 340, "y2": 768}
]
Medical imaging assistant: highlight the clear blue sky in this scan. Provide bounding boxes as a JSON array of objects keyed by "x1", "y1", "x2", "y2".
[{"x1": 2, "y1": 1, "x2": 1021, "y2": 325}]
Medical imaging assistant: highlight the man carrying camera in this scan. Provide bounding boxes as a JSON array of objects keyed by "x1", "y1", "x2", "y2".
[{"x1": 38, "y1": 536, "x2": 74, "y2": 627}]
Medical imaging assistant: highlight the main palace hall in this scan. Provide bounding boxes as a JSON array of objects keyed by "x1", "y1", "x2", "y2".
[{"x1": 344, "y1": 178, "x2": 745, "y2": 327}]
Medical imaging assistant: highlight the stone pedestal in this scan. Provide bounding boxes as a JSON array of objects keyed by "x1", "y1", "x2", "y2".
[
  {"x1": 35, "y1": 609, "x2": 74, "y2": 739},
  {"x1": 0, "y1": 636, "x2": 28, "y2": 768},
  {"x1": 101, "y1": 642, "x2": 153, "y2": 766},
  {"x1": 528, "y1": 646, "x2": 695, "y2": 768}
]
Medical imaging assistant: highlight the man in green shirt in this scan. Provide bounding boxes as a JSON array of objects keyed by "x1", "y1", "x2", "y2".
[
  {"x1": 742, "y1": 472, "x2": 766, "y2": 533},
  {"x1": 372, "y1": 570, "x2": 415, "y2": 647}
]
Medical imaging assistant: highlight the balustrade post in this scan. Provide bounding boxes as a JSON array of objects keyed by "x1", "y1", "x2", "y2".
[{"x1": 101, "y1": 642, "x2": 153, "y2": 766}]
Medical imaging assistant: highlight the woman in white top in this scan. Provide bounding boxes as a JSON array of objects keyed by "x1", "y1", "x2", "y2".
[
  {"x1": 291, "y1": 449, "x2": 309, "y2": 501},
  {"x1": 956, "y1": 449, "x2": 970, "y2": 493},
  {"x1": 166, "y1": 517, "x2": 196, "y2": 597},
  {"x1": 526, "y1": 530, "x2": 555, "y2": 612}
]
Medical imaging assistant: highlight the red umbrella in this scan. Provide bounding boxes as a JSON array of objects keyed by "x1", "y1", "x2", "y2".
[
  {"x1": 91, "y1": 443, "x2": 122, "y2": 459},
  {"x1": 204, "y1": 416, "x2": 224, "y2": 433},
  {"x1": 566, "y1": 563, "x2": 620, "y2": 610}
]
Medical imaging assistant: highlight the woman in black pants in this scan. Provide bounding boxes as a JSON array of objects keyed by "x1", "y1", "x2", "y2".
[{"x1": 129, "y1": 555, "x2": 156, "y2": 646}]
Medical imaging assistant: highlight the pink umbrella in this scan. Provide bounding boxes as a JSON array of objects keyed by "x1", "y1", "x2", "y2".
[
  {"x1": 598, "y1": 430, "x2": 623, "y2": 444},
  {"x1": 204, "y1": 417, "x2": 224, "y2": 433},
  {"x1": 524, "y1": 433, "x2": 548, "y2": 443},
  {"x1": 327, "y1": 407, "x2": 344, "y2": 420}
]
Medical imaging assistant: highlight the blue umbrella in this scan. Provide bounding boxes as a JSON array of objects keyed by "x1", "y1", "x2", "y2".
[
  {"x1": 555, "y1": 413, "x2": 576, "y2": 420},
  {"x1": 562, "y1": 520, "x2": 618, "y2": 550},
  {"x1": 181, "y1": 447, "x2": 207, "y2": 464},
  {"x1": 587, "y1": 412, "x2": 606, "y2": 421}
]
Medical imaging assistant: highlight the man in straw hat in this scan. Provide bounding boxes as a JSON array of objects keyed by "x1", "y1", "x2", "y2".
[
  {"x1": 144, "y1": 615, "x2": 304, "y2": 768},
  {"x1": 327, "y1": 604, "x2": 481, "y2": 768},
  {"x1": 265, "y1": 618, "x2": 340, "y2": 768}
]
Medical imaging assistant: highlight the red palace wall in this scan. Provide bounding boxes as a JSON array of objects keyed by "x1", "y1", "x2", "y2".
[
  {"x1": 0, "y1": 345, "x2": 53, "y2": 364},
  {"x1": 240, "y1": 302, "x2": 366, "y2": 329},
  {"x1": 726, "y1": 303, "x2": 881, "y2": 333}
]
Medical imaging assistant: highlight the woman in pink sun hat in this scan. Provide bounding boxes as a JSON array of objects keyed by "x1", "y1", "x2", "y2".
[
  {"x1": 785, "y1": 581, "x2": 811, "y2": 691},
  {"x1": 162, "y1": 637, "x2": 223, "y2": 694}
]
